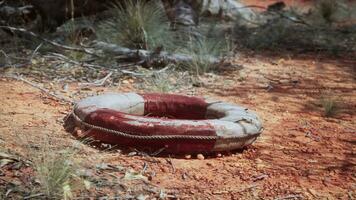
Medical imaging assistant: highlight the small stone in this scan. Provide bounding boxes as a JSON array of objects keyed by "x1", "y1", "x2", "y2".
[
  {"x1": 136, "y1": 194, "x2": 148, "y2": 200},
  {"x1": 77, "y1": 169, "x2": 94, "y2": 177},
  {"x1": 184, "y1": 154, "x2": 191, "y2": 159},
  {"x1": 96, "y1": 163, "x2": 111, "y2": 170},
  {"x1": 182, "y1": 172, "x2": 188, "y2": 180},
  {"x1": 161, "y1": 167, "x2": 169, "y2": 173},
  {"x1": 197, "y1": 154, "x2": 205, "y2": 160},
  {"x1": 75, "y1": 129, "x2": 85, "y2": 138},
  {"x1": 127, "y1": 152, "x2": 137, "y2": 156},
  {"x1": 216, "y1": 153, "x2": 222, "y2": 157},
  {"x1": 100, "y1": 143, "x2": 111, "y2": 149}
]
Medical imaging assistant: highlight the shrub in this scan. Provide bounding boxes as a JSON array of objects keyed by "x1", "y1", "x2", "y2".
[
  {"x1": 304, "y1": 0, "x2": 354, "y2": 27},
  {"x1": 238, "y1": 18, "x2": 289, "y2": 50},
  {"x1": 320, "y1": 96, "x2": 339, "y2": 117},
  {"x1": 313, "y1": 0, "x2": 345, "y2": 24},
  {"x1": 59, "y1": 18, "x2": 95, "y2": 46},
  {"x1": 179, "y1": 34, "x2": 229, "y2": 76},
  {"x1": 97, "y1": 1, "x2": 173, "y2": 51},
  {"x1": 140, "y1": 67, "x2": 188, "y2": 93},
  {"x1": 30, "y1": 140, "x2": 88, "y2": 199}
]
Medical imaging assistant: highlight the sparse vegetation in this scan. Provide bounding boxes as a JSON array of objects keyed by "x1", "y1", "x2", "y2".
[
  {"x1": 235, "y1": 18, "x2": 289, "y2": 50},
  {"x1": 140, "y1": 67, "x2": 189, "y2": 93},
  {"x1": 0, "y1": 0, "x2": 355, "y2": 199},
  {"x1": 97, "y1": 1, "x2": 173, "y2": 51},
  {"x1": 312, "y1": 0, "x2": 348, "y2": 25},
  {"x1": 29, "y1": 139, "x2": 88, "y2": 199},
  {"x1": 59, "y1": 17, "x2": 95, "y2": 46},
  {"x1": 143, "y1": 72, "x2": 175, "y2": 93},
  {"x1": 233, "y1": 0, "x2": 355, "y2": 54},
  {"x1": 179, "y1": 35, "x2": 228, "y2": 76},
  {"x1": 320, "y1": 96, "x2": 340, "y2": 117}
]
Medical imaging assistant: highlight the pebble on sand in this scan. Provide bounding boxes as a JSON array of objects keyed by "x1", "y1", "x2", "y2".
[{"x1": 197, "y1": 154, "x2": 205, "y2": 160}]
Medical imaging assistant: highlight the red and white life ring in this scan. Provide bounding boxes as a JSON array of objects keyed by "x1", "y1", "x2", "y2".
[{"x1": 64, "y1": 93, "x2": 263, "y2": 153}]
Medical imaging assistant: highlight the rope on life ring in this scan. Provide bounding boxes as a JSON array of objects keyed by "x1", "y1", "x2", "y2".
[
  {"x1": 70, "y1": 111, "x2": 218, "y2": 140},
  {"x1": 64, "y1": 92, "x2": 263, "y2": 153}
]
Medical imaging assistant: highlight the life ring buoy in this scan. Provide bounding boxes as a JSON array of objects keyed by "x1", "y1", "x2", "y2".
[{"x1": 64, "y1": 93, "x2": 263, "y2": 153}]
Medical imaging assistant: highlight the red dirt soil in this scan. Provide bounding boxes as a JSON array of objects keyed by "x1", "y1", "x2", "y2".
[{"x1": 0, "y1": 52, "x2": 355, "y2": 199}]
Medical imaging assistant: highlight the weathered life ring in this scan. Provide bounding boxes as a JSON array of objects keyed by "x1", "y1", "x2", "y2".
[{"x1": 64, "y1": 93, "x2": 263, "y2": 154}]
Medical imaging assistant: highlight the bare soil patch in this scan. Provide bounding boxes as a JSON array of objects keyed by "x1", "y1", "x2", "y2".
[{"x1": 0, "y1": 53, "x2": 355, "y2": 199}]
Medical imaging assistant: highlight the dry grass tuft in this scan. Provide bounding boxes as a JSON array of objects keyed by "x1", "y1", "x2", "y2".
[
  {"x1": 320, "y1": 96, "x2": 340, "y2": 117},
  {"x1": 28, "y1": 138, "x2": 89, "y2": 199},
  {"x1": 97, "y1": 1, "x2": 173, "y2": 51}
]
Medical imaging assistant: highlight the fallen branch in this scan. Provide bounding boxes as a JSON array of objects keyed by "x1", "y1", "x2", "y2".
[
  {"x1": 0, "y1": 5, "x2": 34, "y2": 18},
  {"x1": 1, "y1": 26, "x2": 223, "y2": 68},
  {"x1": 0, "y1": 26, "x2": 99, "y2": 57},
  {"x1": 45, "y1": 53, "x2": 152, "y2": 78},
  {"x1": 46, "y1": 52, "x2": 143, "y2": 70},
  {"x1": 91, "y1": 41, "x2": 221, "y2": 65}
]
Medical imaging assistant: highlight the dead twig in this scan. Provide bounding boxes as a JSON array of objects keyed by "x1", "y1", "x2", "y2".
[
  {"x1": 23, "y1": 193, "x2": 44, "y2": 199},
  {"x1": 141, "y1": 162, "x2": 148, "y2": 174},
  {"x1": 305, "y1": 131, "x2": 321, "y2": 142},
  {"x1": 0, "y1": 49, "x2": 11, "y2": 67},
  {"x1": 30, "y1": 43, "x2": 43, "y2": 61},
  {"x1": 150, "y1": 146, "x2": 166, "y2": 156},
  {"x1": 79, "y1": 71, "x2": 113, "y2": 87},
  {"x1": 45, "y1": 52, "x2": 100, "y2": 70},
  {"x1": 0, "y1": 26, "x2": 99, "y2": 57},
  {"x1": 166, "y1": 157, "x2": 176, "y2": 173},
  {"x1": 45, "y1": 53, "x2": 148, "y2": 78},
  {"x1": 252, "y1": 174, "x2": 268, "y2": 181},
  {"x1": 0, "y1": 43, "x2": 43, "y2": 68},
  {"x1": 121, "y1": 64, "x2": 172, "y2": 77}
]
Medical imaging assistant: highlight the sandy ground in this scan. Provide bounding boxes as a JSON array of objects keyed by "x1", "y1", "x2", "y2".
[{"x1": 0, "y1": 51, "x2": 355, "y2": 199}]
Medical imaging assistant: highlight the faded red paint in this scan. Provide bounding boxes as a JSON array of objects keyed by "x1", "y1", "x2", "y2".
[
  {"x1": 140, "y1": 93, "x2": 208, "y2": 120},
  {"x1": 83, "y1": 109, "x2": 216, "y2": 153},
  {"x1": 84, "y1": 129, "x2": 216, "y2": 153},
  {"x1": 85, "y1": 109, "x2": 216, "y2": 136}
]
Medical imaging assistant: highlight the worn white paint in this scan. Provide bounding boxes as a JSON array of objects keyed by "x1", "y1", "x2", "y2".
[
  {"x1": 73, "y1": 93, "x2": 263, "y2": 151},
  {"x1": 125, "y1": 116, "x2": 212, "y2": 128},
  {"x1": 75, "y1": 93, "x2": 145, "y2": 119},
  {"x1": 207, "y1": 102, "x2": 262, "y2": 151},
  {"x1": 207, "y1": 102, "x2": 263, "y2": 130},
  {"x1": 212, "y1": 120, "x2": 260, "y2": 151}
]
